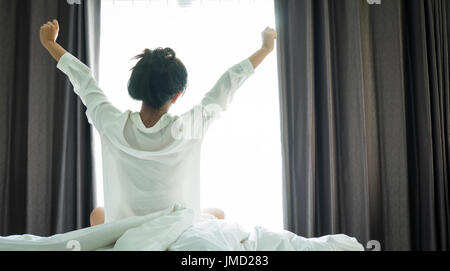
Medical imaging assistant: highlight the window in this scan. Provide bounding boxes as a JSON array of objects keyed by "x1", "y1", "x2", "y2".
[{"x1": 96, "y1": 0, "x2": 282, "y2": 230}]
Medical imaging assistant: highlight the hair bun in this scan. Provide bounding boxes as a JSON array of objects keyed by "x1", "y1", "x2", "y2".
[
  {"x1": 128, "y1": 47, "x2": 187, "y2": 109},
  {"x1": 163, "y1": 48, "x2": 176, "y2": 60},
  {"x1": 141, "y1": 47, "x2": 176, "y2": 63}
]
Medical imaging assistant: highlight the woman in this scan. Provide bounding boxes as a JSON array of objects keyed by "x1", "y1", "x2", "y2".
[{"x1": 40, "y1": 19, "x2": 277, "y2": 227}]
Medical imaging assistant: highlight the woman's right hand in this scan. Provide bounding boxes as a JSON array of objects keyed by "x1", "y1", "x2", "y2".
[{"x1": 261, "y1": 27, "x2": 278, "y2": 53}]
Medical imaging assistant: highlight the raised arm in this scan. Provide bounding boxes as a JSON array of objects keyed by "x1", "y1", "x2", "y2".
[
  {"x1": 249, "y1": 27, "x2": 278, "y2": 69},
  {"x1": 40, "y1": 19, "x2": 67, "y2": 62},
  {"x1": 40, "y1": 19, "x2": 121, "y2": 135},
  {"x1": 177, "y1": 27, "x2": 278, "y2": 140},
  {"x1": 200, "y1": 26, "x2": 278, "y2": 109}
]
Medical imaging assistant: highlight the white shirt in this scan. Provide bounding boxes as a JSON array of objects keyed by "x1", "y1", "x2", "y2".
[{"x1": 56, "y1": 52, "x2": 255, "y2": 223}]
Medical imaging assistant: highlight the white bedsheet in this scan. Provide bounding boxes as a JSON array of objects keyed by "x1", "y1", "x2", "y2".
[{"x1": 0, "y1": 204, "x2": 364, "y2": 251}]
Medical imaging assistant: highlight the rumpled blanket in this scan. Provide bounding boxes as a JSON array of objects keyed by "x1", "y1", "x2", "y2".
[{"x1": 0, "y1": 204, "x2": 364, "y2": 251}]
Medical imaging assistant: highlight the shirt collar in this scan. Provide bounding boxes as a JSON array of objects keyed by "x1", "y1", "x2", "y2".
[{"x1": 131, "y1": 111, "x2": 172, "y2": 133}]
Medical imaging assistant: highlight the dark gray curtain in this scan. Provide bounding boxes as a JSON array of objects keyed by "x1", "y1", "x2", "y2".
[
  {"x1": 0, "y1": 0, "x2": 101, "y2": 236},
  {"x1": 275, "y1": 0, "x2": 449, "y2": 251}
]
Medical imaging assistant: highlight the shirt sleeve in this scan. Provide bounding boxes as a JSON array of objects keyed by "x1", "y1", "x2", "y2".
[
  {"x1": 176, "y1": 58, "x2": 255, "y2": 140},
  {"x1": 56, "y1": 52, "x2": 122, "y2": 135},
  {"x1": 200, "y1": 58, "x2": 255, "y2": 111}
]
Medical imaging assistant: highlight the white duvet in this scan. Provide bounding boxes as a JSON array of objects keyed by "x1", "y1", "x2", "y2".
[{"x1": 0, "y1": 204, "x2": 364, "y2": 251}]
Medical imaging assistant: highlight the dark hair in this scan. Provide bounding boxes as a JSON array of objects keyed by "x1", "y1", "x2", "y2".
[{"x1": 128, "y1": 47, "x2": 188, "y2": 109}]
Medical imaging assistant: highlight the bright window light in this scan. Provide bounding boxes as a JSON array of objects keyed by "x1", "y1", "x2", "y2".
[{"x1": 95, "y1": 0, "x2": 282, "y2": 231}]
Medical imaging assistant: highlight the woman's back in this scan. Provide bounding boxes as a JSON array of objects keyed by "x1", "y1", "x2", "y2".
[
  {"x1": 100, "y1": 110, "x2": 203, "y2": 223},
  {"x1": 56, "y1": 51, "x2": 255, "y2": 223}
]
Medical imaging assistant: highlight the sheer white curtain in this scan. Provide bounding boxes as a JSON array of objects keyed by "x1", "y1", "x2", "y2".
[{"x1": 96, "y1": 0, "x2": 282, "y2": 230}]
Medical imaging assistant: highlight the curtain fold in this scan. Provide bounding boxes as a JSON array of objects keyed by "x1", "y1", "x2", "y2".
[
  {"x1": 275, "y1": 0, "x2": 449, "y2": 250},
  {"x1": 0, "y1": 0, "x2": 100, "y2": 236}
]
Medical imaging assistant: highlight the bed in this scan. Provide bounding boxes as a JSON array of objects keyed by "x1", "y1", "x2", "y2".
[{"x1": 0, "y1": 204, "x2": 364, "y2": 251}]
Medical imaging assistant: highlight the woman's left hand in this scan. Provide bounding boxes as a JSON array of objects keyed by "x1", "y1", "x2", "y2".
[{"x1": 40, "y1": 19, "x2": 59, "y2": 46}]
